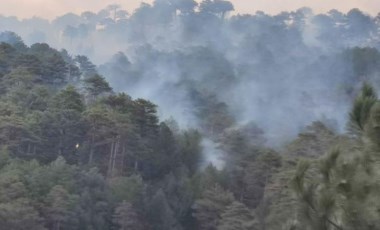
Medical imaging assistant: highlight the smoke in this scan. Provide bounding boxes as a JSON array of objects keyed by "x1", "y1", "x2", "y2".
[
  {"x1": 201, "y1": 138, "x2": 225, "y2": 170},
  {"x1": 1, "y1": 1, "x2": 380, "y2": 168}
]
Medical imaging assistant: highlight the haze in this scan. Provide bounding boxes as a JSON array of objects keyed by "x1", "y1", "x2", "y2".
[{"x1": 0, "y1": 0, "x2": 379, "y2": 19}]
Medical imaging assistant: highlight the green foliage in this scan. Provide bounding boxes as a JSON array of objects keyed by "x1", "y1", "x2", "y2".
[
  {"x1": 109, "y1": 175, "x2": 144, "y2": 203},
  {"x1": 146, "y1": 189, "x2": 180, "y2": 230},
  {"x1": 44, "y1": 185, "x2": 75, "y2": 230},
  {"x1": 113, "y1": 201, "x2": 143, "y2": 230},
  {"x1": 262, "y1": 159, "x2": 299, "y2": 230},
  {"x1": 218, "y1": 201, "x2": 255, "y2": 230},
  {"x1": 192, "y1": 185, "x2": 235, "y2": 230},
  {"x1": 291, "y1": 141, "x2": 380, "y2": 229},
  {"x1": 242, "y1": 150, "x2": 282, "y2": 208},
  {"x1": 0, "y1": 34, "x2": 211, "y2": 230},
  {"x1": 74, "y1": 55, "x2": 97, "y2": 77},
  {"x1": 0, "y1": 198, "x2": 46, "y2": 230},
  {"x1": 348, "y1": 83, "x2": 377, "y2": 136},
  {"x1": 83, "y1": 74, "x2": 112, "y2": 98},
  {"x1": 286, "y1": 121, "x2": 336, "y2": 158},
  {"x1": 52, "y1": 85, "x2": 85, "y2": 112},
  {"x1": 0, "y1": 31, "x2": 27, "y2": 51}
]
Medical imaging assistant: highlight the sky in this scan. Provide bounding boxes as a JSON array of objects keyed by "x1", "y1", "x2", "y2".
[{"x1": 0, "y1": 0, "x2": 379, "y2": 20}]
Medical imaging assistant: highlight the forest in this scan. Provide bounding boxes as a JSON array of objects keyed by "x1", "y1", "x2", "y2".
[{"x1": 1, "y1": 0, "x2": 380, "y2": 229}]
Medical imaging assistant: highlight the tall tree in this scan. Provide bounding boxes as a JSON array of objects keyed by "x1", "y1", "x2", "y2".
[
  {"x1": 113, "y1": 201, "x2": 143, "y2": 230},
  {"x1": 83, "y1": 74, "x2": 112, "y2": 100},
  {"x1": 218, "y1": 201, "x2": 255, "y2": 230},
  {"x1": 192, "y1": 185, "x2": 234, "y2": 230},
  {"x1": 44, "y1": 185, "x2": 73, "y2": 230}
]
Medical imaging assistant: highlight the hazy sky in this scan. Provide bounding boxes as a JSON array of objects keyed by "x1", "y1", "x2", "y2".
[{"x1": 0, "y1": 0, "x2": 379, "y2": 19}]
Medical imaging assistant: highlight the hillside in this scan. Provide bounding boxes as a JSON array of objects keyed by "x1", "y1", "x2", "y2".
[{"x1": 1, "y1": 1, "x2": 380, "y2": 229}]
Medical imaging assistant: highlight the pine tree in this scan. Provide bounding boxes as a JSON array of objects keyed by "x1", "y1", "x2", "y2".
[
  {"x1": 84, "y1": 74, "x2": 112, "y2": 99},
  {"x1": 243, "y1": 150, "x2": 282, "y2": 208},
  {"x1": 0, "y1": 166, "x2": 46, "y2": 230},
  {"x1": 40, "y1": 85, "x2": 87, "y2": 162},
  {"x1": 45, "y1": 185, "x2": 73, "y2": 230},
  {"x1": 193, "y1": 185, "x2": 234, "y2": 230},
  {"x1": 44, "y1": 53, "x2": 68, "y2": 86},
  {"x1": 51, "y1": 85, "x2": 84, "y2": 112},
  {"x1": 218, "y1": 201, "x2": 255, "y2": 230},
  {"x1": 0, "y1": 199, "x2": 46, "y2": 230},
  {"x1": 113, "y1": 201, "x2": 143, "y2": 230},
  {"x1": 146, "y1": 189, "x2": 180, "y2": 230},
  {"x1": 74, "y1": 55, "x2": 97, "y2": 78},
  {"x1": 83, "y1": 105, "x2": 115, "y2": 165},
  {"x1": 348, "y1": 83, "x2": 377, "y2": 136}
]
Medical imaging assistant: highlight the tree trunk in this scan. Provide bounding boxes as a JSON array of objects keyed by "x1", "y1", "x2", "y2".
[
  {"x1": 112, "y1": 139, "x2": 119, "y2": 176},
  {"x1": 108, "y1": 141, "x2": 115, "y2": 177},
  {"x1": 58, "y1": 129, "x2": 64, "y2": 156},
  {"x1": 111, "y1": 136, "x2": 121, "y2": 176},
  {"x1": 88, "y1": 134, "x2": 94, "y2": 165},
  {"x1": 121, "y1": 144, "x2": 126, "y2": 174}
]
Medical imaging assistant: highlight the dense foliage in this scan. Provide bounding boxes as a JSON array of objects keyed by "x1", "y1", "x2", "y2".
[{"x1": 0, "y1": 38, "x2": 206, "y2": 229}]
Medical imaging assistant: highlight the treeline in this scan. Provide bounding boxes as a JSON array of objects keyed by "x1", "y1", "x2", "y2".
[{"x1": 2, "y1": 0, "x2": 379, "y2": 51}]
